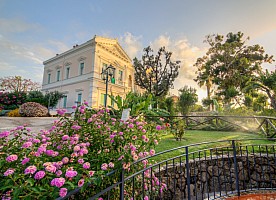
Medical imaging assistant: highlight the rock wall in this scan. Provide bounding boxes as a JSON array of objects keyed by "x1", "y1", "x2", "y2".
[{"x1": 156, "y1": 155, "x2": 276, "y2": 199}]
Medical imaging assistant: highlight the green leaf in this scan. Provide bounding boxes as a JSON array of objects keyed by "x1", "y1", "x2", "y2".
[
  {"x1": 65, "y1": 181, "x2": 75, "y2": 189},
  {"x1": 26, "y1": 178, "x2": 34, "y2": 186},
  {"x1": 30, "y1": 187, "x2": 40, "y2": 193}
]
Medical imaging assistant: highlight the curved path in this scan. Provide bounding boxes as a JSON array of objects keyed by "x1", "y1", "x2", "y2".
[{"x1": 0, "y1": 117, "x2": 58, "y2": 132}]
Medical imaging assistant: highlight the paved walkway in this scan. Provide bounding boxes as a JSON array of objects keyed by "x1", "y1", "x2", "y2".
[{"x1": 0, "y1": 117, "x2": 58, "y2": 133}]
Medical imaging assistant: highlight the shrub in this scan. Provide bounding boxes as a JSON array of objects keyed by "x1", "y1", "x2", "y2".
[
  {"x1": 0, "y1": 91, "x2": 27, "y2": 109},
  {"x1": 171, "y1": 119, "x2": 186, "y2": 141},
  {"x1": 7, "y1": 108, "x2": 21, "y2": 117},
  {"x1": 19, "y1": 102, "x2": 48, "y2": 117},
  {"x1": 0, "y1": 104, "x2": 168, "y2": 199}
]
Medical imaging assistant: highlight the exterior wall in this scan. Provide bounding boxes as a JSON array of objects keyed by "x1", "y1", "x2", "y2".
[{"x1": 41, "y1": 36, "x2": 135, "y2": 110}]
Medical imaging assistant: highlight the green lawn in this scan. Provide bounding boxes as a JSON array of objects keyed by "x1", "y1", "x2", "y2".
[{"x1": 151, "y1": 130, "x2": 275, "y2": 163}]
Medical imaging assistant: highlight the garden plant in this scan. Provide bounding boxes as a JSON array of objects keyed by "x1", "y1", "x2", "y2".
[{"x1": 0, "y1": 103, "x2": 168, "y2": 199}]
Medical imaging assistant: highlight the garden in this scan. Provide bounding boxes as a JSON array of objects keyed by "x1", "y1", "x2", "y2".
[{"x1": 1, "y1": 31, "x2": 276, "y2": 199}]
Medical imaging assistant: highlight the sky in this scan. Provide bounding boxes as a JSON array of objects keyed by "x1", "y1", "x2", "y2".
[{"x1": 0, "y1": 0, "x2": 276, "y2": 100}]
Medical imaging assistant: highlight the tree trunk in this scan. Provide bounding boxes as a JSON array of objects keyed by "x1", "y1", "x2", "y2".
[{"x1": 266, "y1": 89, "x2": 276, "y2": 111}]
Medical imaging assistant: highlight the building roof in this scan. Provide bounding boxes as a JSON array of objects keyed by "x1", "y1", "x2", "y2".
[{"x1": 43, "y1": 36, "x2": 132, "y2": 65}]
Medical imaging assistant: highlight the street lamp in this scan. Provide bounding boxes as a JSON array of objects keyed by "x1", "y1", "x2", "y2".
[
  {"x1": 45, "y1": 90, "x2": 51, "y2": 114},
  {"x1": 101, "y1": 65, "x2": 115, "y2": 108}
]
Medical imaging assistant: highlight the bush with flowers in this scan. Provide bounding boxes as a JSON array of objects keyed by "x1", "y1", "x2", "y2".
[
  {"x1": 0, "y1": 103, "x2": 168, "y2": 199},
  {"x1": 19, "y1": 102, "x2": 48, "y2": 117}
]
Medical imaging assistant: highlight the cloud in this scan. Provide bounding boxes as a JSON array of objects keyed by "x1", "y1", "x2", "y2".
[
  {"x1": 0, "y1": 33, "x2": 70, "y2": 83},
  {"x1": 148, "y1": 35, "x2": 207, "y2": 100},
  {"x1": 0, "y1": 18, "x2": 40, "y2": 33},
  {"x1": 119, "y1": 32, "x2": 142, "y2": 59},
  {"x1": 0, "y1": 61, "x2": 17, "y2": 71}
]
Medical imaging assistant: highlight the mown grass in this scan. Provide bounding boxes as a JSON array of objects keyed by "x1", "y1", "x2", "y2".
[{"x1": 150, "y1": 130, "x2": 275, "y2": 163}]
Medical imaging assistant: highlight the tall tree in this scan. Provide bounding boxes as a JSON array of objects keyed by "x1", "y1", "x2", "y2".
[
  {"x1": 194, "y1": 32, "x2": 274, "y2": 106},
  {"x1": 246, "y1": 69, "x2": 276, "y2": 110},
  {"x1": 0, "y1": 76, "x2": 40, "y2": 93},
  {"x1": 133, "y1": 46, "x2": 180, "y2": 98},
  {"x1": 178, "y1": 86, "x2": 198, "y2": 115}
]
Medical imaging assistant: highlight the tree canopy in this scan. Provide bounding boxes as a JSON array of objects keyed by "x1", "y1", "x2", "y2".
[
  {"x1": 133, "y1": 46, "x2": 180, "y2": 97},
  {"x1": 194, "y1": 32, "x2": 274, "y2": 105},
  {"x1": 178, "y1": 86, "x2": 198, "y2": 115},
  {"x1": 0, "y1": 76, "x2": 40, "y2": 93}
]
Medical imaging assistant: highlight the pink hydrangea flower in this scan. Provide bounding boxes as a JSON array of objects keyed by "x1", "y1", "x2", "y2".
[
  {"x1": 88, "y1": 171, "x2": 95, "y2": 177},
  {"x1": 57, "y1": 109, "x2": 66, "y2": 116},
  {"x1": 51, "y1": 178, "x2": 65, "y2": 188},
  {"x1": 78, "y1": 179, "x2": 85, "y2": 187},
  {"x1": 62, "y1": 135, "x2": 69, "y2": 141},
  {"x1": 16, "y1": 126, "x2": 24, "y2": 130},
  {"x1": 59, "y1": 188, "x2": 67, "y2": 198},
  {"x1": 34, "y1": 171, "x2": 46, "y2": 180},
  {"x1": 45, "y1": 164, "x2": 57, "y2": 173},
  {"x1": 65, "y1": 170, "x2": 77, "y2": 178},
  {"x1": 62, "y1": 157, "x2": 69, "y2": 164},
  {"x1": 6, "y1": 155, "x2": 18, "y2": 162},
  {"x1": 150, "y1": 149, "x2": 155, "y2": 156},
  {"x1": 87, "y1": 118, "x2": 93, "y2": 123},
  {"x1": 156, "y1": 125, "x2": 162, "y2": 131},
  {"x1": 46, "y1": 150, "x2": 54, "y2": 156},
  {"x1": 108, "y1": 162, "x2": 114, "y2": 168},
  {"x1": 74, "y1": 145, "x2": 81, "y2": 152},
  {"x1": 71, "y1": 125, "x2": 81, "y2": 130},
  {"x1": 83, "y1": 162, "x2": 90, "y2": 169},
  {"x1": 4, "y1": 168, "x2": 15, "y2": 176},
  {"x1": 21, "y1": 157, "x2": 30, "y2": 165},
  {"x1": 128, "y1": 124, "x2": 134, "y2": 129},
  {"x1": 24, "y1": 165, "x2": 37, "y2": 175},
  {"x1": 33, "y1": 139, "x2": 40, "y2": 143},
  {"x1": 22, "y1": 141, "x2": 33, "y2": 148},
  {"x1": 56, "y1": 170, "x2": 63, "y2": 176},
  {"x1": 78, "y1": 159, "x2": 84, "y2": 164},
  {"x1": 101, "y1": 163, "x2": 108, "y2": 170},
  {"x1": 0, "y1": 131, "x2": 10, "y2": 138}
]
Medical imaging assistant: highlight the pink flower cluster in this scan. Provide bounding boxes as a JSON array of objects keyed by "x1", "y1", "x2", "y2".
[
  {"x1": 24, "y1": 165, "x2": 37, "y2": 175},
  {"x1": 51, "y1": 177, "x2": 65, "y2": 188},
  {"x1": 22, "y1": 141, "x2": 33, "y2": 148},
  {"x1": 65, "y1": 170, "x2": 78, "y2": 178},
  {"x1": 0, "y1": 131, "x2": 10, "y2": 138},
  {"x1": 6, "y1": 155, "x2": 18, "y2": 162},
  {"x1": 57, "y1": 109, "x2": 67, "y2": 116},
  {"x1": 34, "y1": 171, "x2": 46, "y2": 180},
  {"x1": 4, "y1": 168, "x2": 15, "y2": 176},
  {"x1": 59, "y1": 188, "x2": 67, "y2": 198}
]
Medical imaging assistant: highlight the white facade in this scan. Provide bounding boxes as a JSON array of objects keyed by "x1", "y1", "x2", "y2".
[{"x1": 41, "y1": 36, "x2": 137, "y2": 111}]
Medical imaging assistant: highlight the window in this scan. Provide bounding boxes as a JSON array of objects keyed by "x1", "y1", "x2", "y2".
[
  {"x1": 80, "y1": 63, "x2": 84, "y2": 75},
  {"x1": 77, "y1": 93, "x2": 82, "y2": 104},
  {"x1": 47, "y1": 73, "x2": 51, "y2": 84},
  {"x1": 118, "y1": 70, "x2": 123, "y2": 81},
  {"x1": 57, "y1": 70, "x2": 61, "y2": 81},
  {"x1": 66, "y1": 67, "x2": 70, "y2": 79},
  {"x1": 63, "y1": 95, "x2": 67, "y2": 108}
]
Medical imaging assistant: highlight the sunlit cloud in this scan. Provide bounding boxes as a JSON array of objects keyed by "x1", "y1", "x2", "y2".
[
  {"x1": 120, "y1": 32, "x2": 143, "y2": 59},
  {"x1": 148, "y1": 35, "x2": 208, "y2": 100}
]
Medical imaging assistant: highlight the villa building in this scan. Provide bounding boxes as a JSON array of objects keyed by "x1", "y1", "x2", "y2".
[{"x1": 41, "y1": 36, "x2": 137, "y2": 111}]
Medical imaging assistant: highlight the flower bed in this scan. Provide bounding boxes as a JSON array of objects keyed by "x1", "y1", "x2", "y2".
[{"x1": 0, "y1": 103, "x2": 168, "y2": 199}]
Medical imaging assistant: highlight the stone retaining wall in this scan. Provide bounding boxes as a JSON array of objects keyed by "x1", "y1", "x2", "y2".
[{"x1": 156, "y1": 155, "x2": 276, "y2": 199}]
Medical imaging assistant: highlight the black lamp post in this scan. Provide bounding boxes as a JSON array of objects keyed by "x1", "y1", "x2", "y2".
[
  {"x1": 101, "y1": 65, "x2": 115, "y2": 108},
  {"x1": 45, "y1": 90, "x2": 51, "y2": 115}
]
